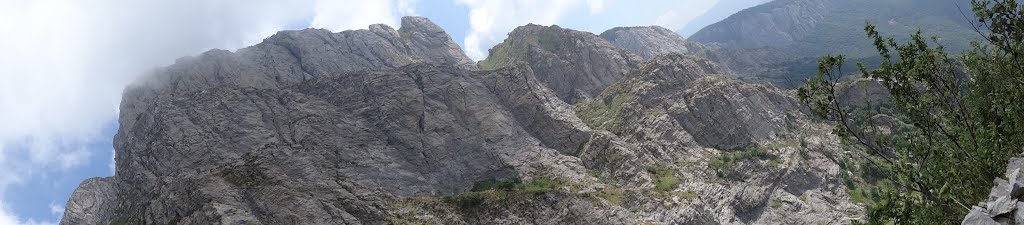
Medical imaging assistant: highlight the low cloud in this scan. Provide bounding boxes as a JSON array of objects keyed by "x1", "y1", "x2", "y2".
[{"x1": 0, "y1": 0, "x2": 415, "y2": 224}]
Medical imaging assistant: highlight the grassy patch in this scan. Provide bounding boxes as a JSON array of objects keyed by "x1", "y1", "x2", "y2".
[
  {"x1": 771, "y1": 198, "x2": 783, "y2": 209},
  {"x1": 471, "y1": 178, "x2": 520, "y2": 192},
  {"x1": 444, "y1": 177, "x2": 563, "y2": 210},
  {"x1": 595, "y1": 188, "x2": 626, "y2": 205},
  {"x1": 575, "y1": 93, "x2": 635, "y2": 132},
  {"x1": 646, "y1": 164, "x2": 681, "y2": 192}
]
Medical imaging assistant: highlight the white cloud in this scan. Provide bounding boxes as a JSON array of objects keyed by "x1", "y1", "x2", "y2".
[
  {"x1": 0, "y1": 0, "x2": 415, "y2": 224},
  {"x1": 655, "y1": 1, "x2": 718, "y2": 31},
  {"x1": 46, "y1": 203, "x2": 61, "y2": 219},
  {"x1": 586, "y1": 0, "x2": 605, "y2": 14},
  {"x1": 456, "y1": 0, "x2": 596, "y2": 60},
  {"x1": 311, "y1": 0, "x2": 416, "y2": 31}
]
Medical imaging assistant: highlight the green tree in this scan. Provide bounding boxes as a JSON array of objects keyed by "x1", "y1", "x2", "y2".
[{"x1": 797, "y1": 0, "x2": 1024, "y2": 223}]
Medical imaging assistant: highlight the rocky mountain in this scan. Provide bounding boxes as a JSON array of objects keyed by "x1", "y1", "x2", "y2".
[
  {"x1": 599, "y1": 26, "x2": 817, "y2": 88},
  {"x1": 689, "y1": 0, "x2": 977, "y2": 58},
  {"x1": 61, "y1": 17, "x2": 862, "y2": 225},
  {"x1": 478, "y1": 24, "x2": 641, "y2": 104},
  {"x1": 600, "y1": 26, "x2": 708, "y2": 60}
]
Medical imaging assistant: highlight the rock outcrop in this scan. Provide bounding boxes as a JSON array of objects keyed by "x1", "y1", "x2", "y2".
[
  {"x1": 963, "y1": 158, "x2": 1024, "y2": 225},
  {"x1": 60, "y1": 178, "x2": 115, "y2": 225},
  {"x1": 479, "y1": 24, "x2": 641, "y2": 104},
  {"x1": 600, "y1": 26, "x2": 708, "y2": 59},
  {"x1": 62, "y1": 17, "x2": 862, "y2": 225}
]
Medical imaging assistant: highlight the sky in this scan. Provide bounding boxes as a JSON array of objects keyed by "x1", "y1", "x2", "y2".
[{"x1": 0, "y1": 0, "x2": 767, "y2": 224}]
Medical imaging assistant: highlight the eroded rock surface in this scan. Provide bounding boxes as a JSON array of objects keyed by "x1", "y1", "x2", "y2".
[{"x1": 62, "y1": 17, "x2": 862, "y2": 225}]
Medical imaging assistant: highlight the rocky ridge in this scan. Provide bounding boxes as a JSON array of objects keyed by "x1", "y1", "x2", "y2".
[
  {"x1": 61, "y1": 17, "x2": 862, "y2": 224},
  {"x1": 479, "y1": 24, "x2": 641, "y2": 104}
]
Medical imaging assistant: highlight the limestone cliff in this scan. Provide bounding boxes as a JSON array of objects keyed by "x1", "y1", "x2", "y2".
[{"x1": 61, "y1": 17, "x2": 862, "y2": 225}]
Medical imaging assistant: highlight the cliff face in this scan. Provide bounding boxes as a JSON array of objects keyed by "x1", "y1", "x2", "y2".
[
  {"x1": 599, "y1": 26, "x2": 708, "y2": 60},
  {"x1": 62, "y1": 17, "x2": 861, "y2": 225},
  {"x1": 479, "y1": 24, "x2": 641, "y2": 104}
]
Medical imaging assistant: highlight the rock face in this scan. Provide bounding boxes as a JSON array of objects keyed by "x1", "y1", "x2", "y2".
[
  {"x1": 61, "y1": 178, "x2": 115, "y2": 225},
  {"x1": 480, "y1": 24, "x2": 641, "y2": 104},
  {"x1": 599, "y1": 26, "x2": 708, "y2": 59},
  {"x1": 62, "y1": 17, "x2": 862, "y2": 225},
  {"x1": 963, "y1": 158, "x2": 1024, "y2": 225}
]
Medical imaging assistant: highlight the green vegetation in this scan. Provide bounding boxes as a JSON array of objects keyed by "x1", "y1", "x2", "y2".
[
  {"x1": 470, "y1": 178, "x2": 519, "y2": 192},
  {"x1": 594, "y1": 188, "x2": 626, "y2": 205},
  {"x1": 478, "y1": 41, "x2": 528, "y2": 70},
  {"x1": 575, "y1": 93, "x2": 635, "y2": 132},
  {"x1": 797, "y1": 1, "x2": 1024, "y2": 223},
  {"x1": 478, "y1": 28, "x2": 566, "y2": 70},
  {"x1": 646, "y1": 164, "x2": 681, "y2": 192},
  {"x1": 444, "y1": 178, "x2": 563, "y2": 210},
  {"x1": 771, "y1": 198, "x2": 783, "y2": 209},
  {"x1": 708, "y1": 144, "x2": 779, "y2": 180}
]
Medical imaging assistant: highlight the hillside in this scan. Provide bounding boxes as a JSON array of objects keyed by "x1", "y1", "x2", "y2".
[{"x1": 690, "y1": 0, "x2": 978, "y2": 58}]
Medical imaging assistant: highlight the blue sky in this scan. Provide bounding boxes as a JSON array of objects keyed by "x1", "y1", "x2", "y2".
[{"x1": 0, "y1": 0, "x2": 767, "y2": 224}]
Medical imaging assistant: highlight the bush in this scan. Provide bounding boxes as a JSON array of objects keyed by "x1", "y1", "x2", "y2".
[{"x1": 646, "y1": 164, "x2": 681, "y2": 192}]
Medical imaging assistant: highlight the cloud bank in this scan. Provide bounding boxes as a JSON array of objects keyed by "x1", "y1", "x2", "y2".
[{"x1": 0, "y1": 0, "x2": 414, "y2": 224}]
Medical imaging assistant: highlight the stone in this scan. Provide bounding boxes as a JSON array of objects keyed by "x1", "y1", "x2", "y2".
[
  {"x1": 962, "y1": 206, "x2": 1000, "y2": 225},
  {"x1": 1015, "y1": 202, "x2": 1024, "y2": 224},
  {"x1": 1008, "y1": 168, "x2": 1024, "y2": 198},
  {"x1": 987, "y1": 196, "x2": 1016, "y2": 216},
  {"x1": 991, "y1": 178, "x2": 1011, "y2": 202}
]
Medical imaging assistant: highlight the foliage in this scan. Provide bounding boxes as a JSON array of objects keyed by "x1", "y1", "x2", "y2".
[
  {"x1": 478, "y1": 28, "x2": 565, "y2": 70},
  {"x1": 797, "y1": 0, "x2": 1024, "y2": 223},
  {"x1": 708, "y1": 144, "x2": 779, "y2": 180},
  {"x1": 646, "y1": 164, "x2": 681, "y2": 192},
  {"x1": 470, "y1": 178, "x2": 520, "y2": 192},
  {"x1": 444, "y1": 177, "x2": 563, "y2": 210},
  {"x1": 107, "y1": 219, "x2": 129, "y2": 225},
  {"x1": 595, "y1": 188, "x2": 626, "y2": 205}
]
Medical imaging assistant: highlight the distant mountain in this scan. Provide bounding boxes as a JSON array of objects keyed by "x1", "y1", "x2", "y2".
[
  {"x1": 690, "y1": 0, "x2": 978, "y2": 58},
  {"x1": 677, "y1": 0, "x2": 772, "y2": 37}
]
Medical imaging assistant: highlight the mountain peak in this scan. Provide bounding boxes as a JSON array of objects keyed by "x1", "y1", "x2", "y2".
[{"x1": 600, "y1": 26, "x2": 707, "y2": 59}]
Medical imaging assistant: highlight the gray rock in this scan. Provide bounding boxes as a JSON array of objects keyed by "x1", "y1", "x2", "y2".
[
  {"x1": 1015, "y1": 202, "x2": 1024, "y2": 224},
  {"x1": 480, "y1": 24, "x2": 642, "y2": 104},
  {"x1": 991, "y1": 178, "x2": 1011, "y2": 202},
  {"x1": 599, "y1": 26, "x2": 708, "y2": 59},
  {"x1": 962, "y1": 206, "x2": 1000, "y2": 225},
  {"x1": 987, "y1": 196, "x2": 1016, "y2": 216},
  {"x1": 59, "y1": 177, "x2": 115, "y2": 225},
  {"x1": 1008, "y1": 168, "x2": 1024, "y2": 198},
  {"x1": 1006, "y1": 158, "x2": 1024, "y2": 180}
]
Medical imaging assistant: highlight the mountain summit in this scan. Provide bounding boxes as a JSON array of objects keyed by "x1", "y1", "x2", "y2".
[{"x1": 61, "y1": 16, "x2": 863, "y2": 225}]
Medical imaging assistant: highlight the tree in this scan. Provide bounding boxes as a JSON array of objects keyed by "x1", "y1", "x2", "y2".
[{"x1": 797, "y1": 0, "x2": 1024, "y2": 223}]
